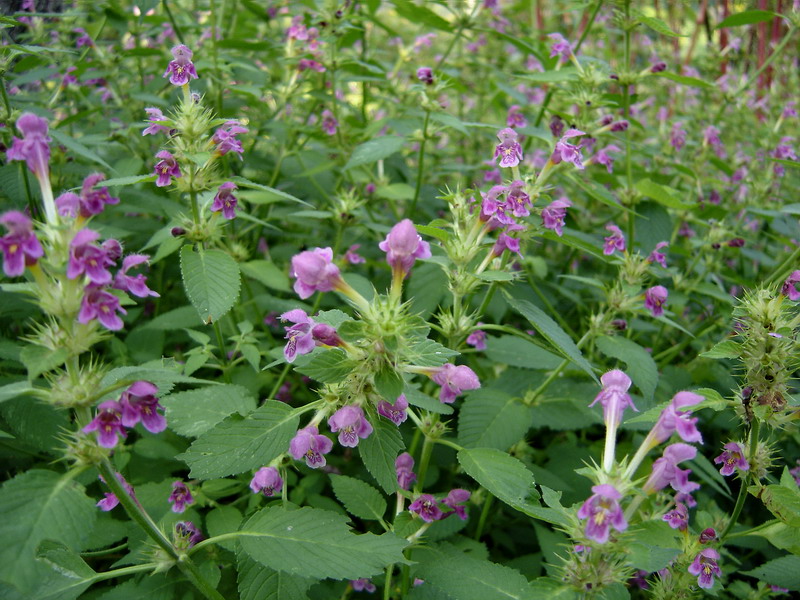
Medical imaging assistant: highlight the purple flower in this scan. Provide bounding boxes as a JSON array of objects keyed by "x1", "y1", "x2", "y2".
[
  {"x1": 781, "y1": 270, "x2": 800, "y2": 301},
  {"x1": 0, "y1": 211, "x2": 43, "y2": 277},
  {"x1": 714, "y1": 442, "x2": 749, "y2": 476},
  {"x1": 552, "y1": 129, "x2": 586, "y2": 169},
  {"x1": 351, "y1": 579, "x2": 376, "y2": 593},
  {"x1": 74, "y1": 27, "x2": 93, "y2": 48},
  {"x1": 652, "y1": 391, "x2": 704, "y2": 444},
  {"x1": 328, "y1": 405, "x2": 373, "y2": 448},
  {"x1": 466, "y1": 327, "x2": 487, "y2": 350},
  {"x1": 506, "y1": 105, "x2": 527, "y2": 128},
  {"x1": 153, "y1": 150, "x2": 181, "y2": 187},
  {"x1": 550, "y1": 115, "x2": 565, "y2": 138},
  {"x1": 280, "y1": 309, "x2": 316, "y2": 363},
  {"x1": 120, "y1": 380, "x2": 166, "y2": 433},
  {"x1": 344, "y1": 244, "x2": 365, "y2": 264},
  {"x1": 443, "y1": 489, "x2": 470, "y2": 520},
  {"x1": 409, "y1": 494, "x2": 444, "y2": 522},
  {"x1": 541, "y1": 197, "x2": 572, "y2": 236},
  {"x1": 84, "y1": 400, "x2": 127, "y2": 448},
  {"x1": 506, "y1": 180, "x2": 531, "y2": 217},
  {"x1": 650, "y1": 61, "x2": 667, "y2": 73},
  {"x1": 396, "y1": 452, "x2": 416, "y2": 490},
  {"x1": 164, "y1": 44, "x2": 199, "y2": 86},
  {"x1": 379, "y1": 219, "x2": 431, "y2": 276},
  {"x1": 589, "y1": 369, "x2": 637, "y2": 428},
  {"x1": 211, "y1": 181, "x2": 239, "y2": 219},
  {"x1": 78, "y1": 286, "x2": 127, "y2": 330},
  {"x1": 142, "y1": 107, "x2": 170, "y2": 136},
  {"x1": 321, "y1": 109, "x2": 338, "y2": 136},
  {"x1": 703, "y1": 126, "x2": 722, "y2": 148},
  {"x1": 492, "y1": 231, "x2": 521, "y2": 257},
  {"x1": 663, "y1": 502, "x2": 689, "y2": 531},
  {"x1": 298, "y1": 58, "x2": 325, "y2": 72},
  {"x1": 699, "y1": 528, "x2": 717, "y2": 543},
  {"x1": 494, "y1": 127, "x2": 523, "y2": 168},
  {"x1": 593, "y1": 144, "x2": 621, "y2": 173},
  {"x1": 644, "y1": 285, "x2": 668, "y2": 317},
  {"x1": 250, "y1": 466, "x2": 283, "y2": 497},
  {"x1": 169, "y1": 480, "x2": 194, "y2": 513},
  {"x1": 6, "y1": 112, "x2": 51, "y2": 179},
  {"x1": 96, "y1": 473, "x2": 135, "y2": 511},
  {"x1": 648, "y1": 241, "x2": 669, "y2": 268},
  {"x1": 213, "y1": 120, "x2": 248, "y2": 157},
  {"x1": 174, "y1": 521, "x2": 204, "y2": 548},
  {"x1": 289, "y1": 425, "x2": 333, "y2": 468},
  {"x1": 417, "y1": 67, "x2": 433, "y2": 85},
  {"x1": 67, "y1": 229, "x2": 116, "y2": 285},
  {"x1": 688, "y1": 548, "x2": 721, "y2": 589},
  {"x1": 670, "y1": 122, "x2": 687, "y2": 151},
  {"x1": 547, "y1": 33, "x2": 572, "y2": 62},
  {"x1": 289, "y1": 247, "x2": 342, "y2": 299},
  {"x1": 113, "y1": 254, "x2": 159, "y2": 298},
  {"x1": 576, "y1": 484, "x2": 627, "y2": 544},
  {"x1": 431, "y1": 364, "x2": 480, "y2": 404},
  {"x1": 603, "y1": 223, "x2": 626, "y2": 255},
  {"x1": 644, "y1": 443, "x2": 699, "y2": 494},
  {"x1": 377, "y1": 394, "x2": 409, "y2": 426},
  {"x1": 71, "y1": 173, "x2": 120, "y2": 217}
]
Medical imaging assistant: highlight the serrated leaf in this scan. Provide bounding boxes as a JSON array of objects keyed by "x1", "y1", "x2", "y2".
[
  {"x1": 475, "y1": 271, "x2": 515, "y2": 282},
  {"x1": 485, "y1": 336, "x2": 562, "y2": 371},
  {"x1": 627, "y1": 521, "x2": 681, "y2": 572},
  {"x1": 360, "y1": 418, "x2": 405, "y2": 493},
  {"x1": 403, "y1": 339, "x2": 459, "y2": 367},
  {"x1": 97, "y1": 174, "x2": 156, "y2": 187},
  {"x1": 403, "y1": 386, "x2": 453, "y2": 415},
  {"x1": 0, "y1": 380, "x2": 35, "y2": 403},
  {"x1": 392, "y1": 0, "x2": 453, "y2": 31},
  {"x1": 699, "y1": 339, "x2": 740, "y2": 359},
  {"x1": 760, "y1": 484, "x2": 800, "y2": 527},
  {"x1": 634, "y1": 10, "x2": 685, "y2": 37},
  {"x1": 50, "y1": 130, "x2": 112, "y2": 170},
  {"x1": 717, "y1": 10, "x2": 778, "y2": 29},
  {"x1": 207, "y1": 506, "x2": 243, "y2": 552},
  {"x1": 237, "y1": 551, "x2": 314, "y2": 600},
  {"x1": 161, "y1": 384, "x2": 257, "y2": 437},
  {"x1": 330, "y1": 475, "x2": 387, "y2": 521},
  {"x1": 654, "y1": 72, "x2": 715, "y2": 90},
  {"x1": 374, "y1": 367, "x2": 404, "y2": 402},
  {"x1": 458, "y1": 448, "x2": 536, "y2": 513},
  {"x1": 180, "y1": 246, "x2": 241, "y2": 325},
  {"x1": 595, "y1": 335, "x2": 658, "y2": 402},
  {"x1": 0, "y1": 470, "x2": 96, "y2": 595},
  {"x1": 295, "y1": 349, "x2": 354, "y2": 383},
  {"x1": 742, "y1": 555, "x2": 800, "y2": 591},
  {"x1": 514, "y1": 68, "x2": 579, "y2": 83},
  {"x1": 240, "y1": 260, "x2": 290, "y2": 292},
  {"x1": 179, "y1": 400, "x2": 299, "y2": 479},
  {"x1": 635, "y1": 179, "x2": 691, "y2": 209},
  {"x1": 344, "y1": 136, "x2": 405, "y2": 170},
  {"x1": 505, "y1": 295, "x2": 596, "y2": 381},
  {"x1": 239, "y1": 506, "x2": 408, "y2": 580},
  {"x1": 458, "y1": 389, "x2": 530, "y2": 450},
  {"x1": 414, "y1": 542, "x2": 537, "y2": 600},
  {"x1": 19, "y1": 346, "x2": 68, "y2": 380},
  {"x1": 34, "y1": 540, "x2": 96, "y2": 600}
]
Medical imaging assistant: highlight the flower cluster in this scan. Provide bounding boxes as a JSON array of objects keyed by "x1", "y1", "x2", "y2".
[
  {"x1": 83, "y1": 381, "x2": 165, "y2": 448},
  {"x1": 409, "y1": 489, "x2": 471, "y2": 522}
]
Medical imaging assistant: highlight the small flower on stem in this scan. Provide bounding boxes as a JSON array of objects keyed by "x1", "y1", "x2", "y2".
[
  {"x1": 67, "y1": 229, "x2": 117, "y2": 285},
  {"x1": 168, "y1": 480, "x2": 194, "y2": 513},
  {"x1": 351, "y1": 579, "x2": 376, "y2": 593},
  {"x1": 652, "y1": 391, "x2": 704, "y2": 444},
  {"x1": 576, "y1": 484, "x2": 627, "y2": 544},
  {"x1": 431, "y1": 364, "x2": 480, "y2": 404},
  {"x1": 663, "y1": 502, "x2": 689, "y2": 531},
  {"x1": 593, "y1": 144, "x2": 621, "y2": 173},
  {"x1": 780, "y1": 270, "x2": 800, "y2": 300},
  {"x1": 290, "y1": 247, "x2": 343, "y2": 299},
  {"x1": 547, "y1": 33, "x2": 572, "y2": 62},
  {"x1": 289, "y1": 426, "x2": 333, "y2": 468},
  {"x1": 78, "y1": 286, "x2": 127, "y2": 330},
  {"x1": 409, "y1": 494, "x2": 443, "y2": 522},
  {"x1": 552, "y1": 129, "x2": 586, "y2": 169},
  {"x1": 379, "y1": 219, "x2": 431, "y2": 279},
  {"x1": 164, "y1": 44, "x2": 199, "y2": 86},
  {"x1": 648, "y1": 241, "x2": 669, "y2": 268},
  {"x1": 120, "y1": 380, "x2": 166, "y2": 433},
  {"x1": 506, "y1": 105, "x2": 527, "y2": 128},
  {"x1": 97, "y1": 472, "x2": 136, "y2": 511},
  {"x1": 377, "y1": 394, "x2": 409, "y2": 426},
  {"x1": 174, "y1": 521, "x2": 204, "y2": 548},
  {"x1": 714, "y1": 442, "x2": 749, "y2": 476},
  {"x1": 590, "y1": 369, "x2": 637, "y2": 428},
  {"x1": 344, "y1": 244, "x2": 365, "y2": 264},
  {"x1": 688, "y1": 548, "x2": 721, "y2": 589},
  {"x1": 153, "y1": 150, "x2": 181, "y2": 187},
  {"x1": 643, "y1": 443, "x2": 699, "y2": 494},
  {"x1": 541, "y1": 197, "x2": 572, "y2": 236},
  {"x1": 213, "y1": 120, "x2": 248, "y2": 157},
  {"x1": 142, "y1": 107, "x2": 170, "y2": 136},
  {"x1": 0, "y1": 211, "x2": 43, "y2": 277},
  {"x1": 699, "y1": 528, "x2": 717, "y2": 544},
  {"x1": 443, "y1": 489, "x2": 470, "y2": 520},
  {"x1": 114, "y1": 254, "x2": 159, "y2": 298},
  {"x1": 250, "y1": 467, "x2": 283, "y2": 497},
  {"x1": 670, "y1": 122, "x2": 687, "y2": 151},
  {"x1": 466, "y1": 326, "x2": 487, "y2": 350},
  {"x1": 603, "y1": 224, "x2": 626, "y2": 255},
  {"x1": 644, "y1": 285, "x2": 668, "y2": 317},
  {"x1": 328, "y1": 405, "x2": 373, "y2": 448},
  {"x1": 83, "y1": 400, "x2": 127, "y2": 448},
  {"x1": 416, "y1": 67, "x2": 434, "y2": 85},
  {"x1": 211, "y1": 181, "x2": 239, "y2": 219},
  {"x1": 494, "y1": 128, "x2": 523, "y2": 168},
  {"x1": 321, "y1": 109, "x2": 338, "y2": 136},
  {"x1": 396, "y1": 452, "x2": 417, "y2": 490},
  {"x1": 7, "y1": 112, "x2": 51, "y2": 180}
]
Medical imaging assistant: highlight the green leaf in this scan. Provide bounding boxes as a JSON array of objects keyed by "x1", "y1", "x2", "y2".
[
  {"x1": 180, "y1": 246, "x2": 241, "y2": 325},
  {"x1": 19, "y1": 346, "x2": 68, "y2": 380},
  {"x1": 392, "y1": 0, "x2": 453, "y2": 32},
  {"x1": 179, "y1": 400, "x2": 299, "y2": 479},
  {"x1": 344, "y1": 136, "x2": 405, "y2": 170},
  {"x1": 414, "y1": 542, "x2": 537, "y2": 600},
  {"x1": 34, "y1": 540, "x2": 96, "y2": 600},
  {"x1": 633, "y1": 10, "x2": 685, "y2": 37},
  {"x1": 0, "y1": 470, "x2": 96, "y2": 595},
  {"x1": 97, "y1": 174, "x2": 156, "y2": 187},
  {"x1": 595, "y1": 335, "x2": 658, "y2": 402},
  {"x1": 330, "y1": 475, "x2": 387, "y2": 521},
  {"x1": 360, "y1": 418, "x2": 405, "y2": 493},
  {"x1": 374, "y1": 366, "x2": 405, "y2": 402},
  {"x1": 295, "y1": 349, "x2": 354, "y2": 383},
  {"x1": 458, "y1": 448, "x2": 536, "y2": 513},
  {"x1": 485, "y1": 335, "x2": 562, "y2": 371},
  {"x1": 0, "y1": 380, "x2": 35, "y2": 403},
  {"x1": 635, "y1": 179, "x2": 691, "y2": 209},
  {"x1": 699, "y1": 339, "x2": 740, "y2": 359},
  {"x1": 717, "y1": 10, "x2": 778, "y2": 29},
  {"x1": 231, "y1": 176, "x2": 312, "y2": 207},
  {"x1": 403, "y1": 386, "x2": 454, "y2": 415},
  {"x1": 742, "y1": 555, "x2": 800, "y2": 591},
  {"x1": 759, "y1": 484, "x2": 800, "y2": 527},
  {"x1": 458, "y1": 390, "x2": 530, "y2": 450},
  {"x1": 505, "y1": 295, "x2": 596, "y2": 381},
  {"x1": 627, "y1": 521, "x2": 681, "y2": 572},
  {"x1": 403, "y1": 339, "x2": 459, "y2": 367},
  {"x1": 50, "y1": 130, "x2": 112, "y2": 171},
  {"x1": 475, "y1": 271, "x2": 515, "y2": 282},
  {"x1": 240, "y1": 260, "x2": 290, "y2": 292},
  {"x1": 654, "y1": 72, "x2": 715, "y2": 90},
  {"x1": 206, "y1": 505, "x2": 243, "y2": 552},
  {"x1": 514, "y1": 68, "x2": 579, "y2": 83},
  {"x1": 237, "y1": 551, "x2": 314, "y2": 600},
  {"x1": 239, "y1": 505, "x2": 408, "y2": 580},
  {"x1": 161, "y1": 384, "x2": 257, "y2": 437}
]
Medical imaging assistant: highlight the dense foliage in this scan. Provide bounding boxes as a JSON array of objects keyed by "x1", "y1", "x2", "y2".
[{"x1": 1, "y1": 1, "x2": 799, "y2": 599}]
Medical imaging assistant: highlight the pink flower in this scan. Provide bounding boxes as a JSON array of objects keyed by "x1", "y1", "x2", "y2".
[
  {"x1": 379, "y1": 219, "x2": 431, "y2": 276},
  {"x1": 431, "y1": 364, "x2": 480, "y2": 404},
  {"x1": 169, "y1": 480, "x2": 194, "y2": 513},
  {"x1": 377, "y1": 394, "x2": 409, "y2": 426},
  {"x1": 552, "y1": 129, "x2": 586, "y2": 169},
  {"x1": 643, "y1": 443, "x2": 699, "y2": 494},
  {"x1": 506, "y1": 105, "x2": 527, "y2": 128},
  {"x1": 576, "y1": 484, "x2": 627, "y2": 544},
  {"x1": 344, "y1": 244, "x2": 365, "y2": 264},
  {"x1": 647, "y1": 241, "x2": 669, "y2": 268},
  {"x1": 714, "y1": 442, "x2": 749, "y2": 476},
  {"x1": 443, "y1": 489, "x2": 470, "y2": 520},
  {"x1": 409, "y1": 494, "x2": 443, "y2": 522},
  {"x1": 78, "y1": 286, "x2": 127, "y2": 330},
  {"x1": 120, "y1": 381, "x2": 165, "y2": 433},
  {"x1": 593, "y1": 144, "x2": 621, "y2": 173},
  {"x1": 670, "y1": 122, "x2": 686, "y2": 151},
  {"x1": 351, "y1": 579, "x2": 376, "y2": 593},
  {"x1": 663, "y1": 502, "x2": 689, "y2": 531},
  {"x1": 541, "y1": 197, "x2": 572, "y2": 237},
  {"x1": 328, "y1": 405, "x2": 373, "y2": 448},
  {"x1": 211, "y1": 181, "x2": 238, "y2": 219},
  {"x1": 781, "y1": 270, "x2": 800, "y2": 300},
  {"x1": 289, "y1": 425, "x2": 333, "y2": 468},
  {"x1": 603, "y1": 223, "x2": 626, "y2": 255},
  {"x1": 83, "y1": 400, "x2": 127, "y2": 448},
  {"x1": 644, "y1": 285, "x2": 668, "y2": 317},
  {"x1": 114, "y1": 254, "x2": 159, "y2": 298},
  {"x1": 688, "y1": 548, "x2": 721, "y2": 589},
  {"x1": 466, "y1": 327, "x2": 487, "y2": 350},
  {"x1": 153, "y1": 150, "x2": 181, "y2": 187},
  {"x1": 250, "y1": 466, "x2": 283, "y2": 497},
  {"x1": 142, "y1": 107, "x2": 170, "y2": 136},
  {"x1": 417, "y1": 67, "x2": 434, "y2": 85},
  {"x1": 289, "y1": 247, "x2": 342, "y2": 299},
  {"x1": 0, "y1": 211, "x2": 43, "y2": 277},
  {"x1": 321, "y1": 109, "x2": 338, "y2": 136},
  {"x1": 494, "y1": 127, "x2": 523, "y2": 168},
  {"x1": 164, "y1": 44, "x2": 199, "y2": 86},
  {"x1": 6, "y1": 112, "x2": 51, "y2": 179},
  {"x1": 213, "y1": 120, "x2": 248, "y2": 156},
  {"x1": 589, "y1": 369, "x2": 637, "y2": 428},
  {"x1": 547, "y1": 33, "x2": 572, "y2": 62},
  {"x1": 652, "y1": 391, "x2": 704, "y2": 444},
  {"x1": 96, "y1": 472, "x2": 135, "y2": 511},
  {"x1": 67, "y1": 229, "x2": 117, "y2": 285},
  {"x1": 395, "y1": 452, "x2": 416, "y2": 490}
]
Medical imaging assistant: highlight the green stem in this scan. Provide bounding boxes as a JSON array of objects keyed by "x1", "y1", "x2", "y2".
[
  {"x1": 268, "y1": 363, "x2": 292, "y2": 400},
  {"x1": 414, "y1": 435, "x2": 435, "y2": 493},
  {"x1": 161, "y1": 0, "x2": 186, "y2": 44},
  {"x1": 189, "y1": 186, "x2": 200, "y2": 226},
  {"x1": 474, "y1": 493, "x2": 494, "y2": 540},
  {"x1": 765, "y1": 241, "x2": 800, "y2": 288},
  {"x1": 720, "y1": 418, "x2": 759, "y2": 541},
  {"x1": 90, "y1": 563, "x2": 158, "y2": 583},
  {"x1": 383, "y1": 564, "x2": 394, "y2": 600},
  {"x1": 410, "y1": 110, "x2": 430, "y2": 216},
  {"x1": 622, "y1": 0, "x2": 634, "y2": 249},
  {"x1": 81, "y1": 542, "x2": 128, "y2": 557},
  {"x1": 212, "y1": 321, "x2": 231, "y2": 383},
  {"x1": 177, "y1": 559, "x2": 226, "y2": 600},
  {"x1": 209, "y1": 0, "x2": 222, "y2": 114}
]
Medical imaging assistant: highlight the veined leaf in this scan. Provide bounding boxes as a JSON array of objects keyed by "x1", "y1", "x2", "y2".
[
  {"x1": 330, "y1": 475, "x2": 387, "y2": 521},
  {"x1": 180, "y1": 246, "x2": 241, "y2": 325},
  {"x1": 458, "y1": 447, "x2": 536, "y2": 513},
  {"x1": 161, "y1": 384, "x2": 257, "y2": 437}
]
